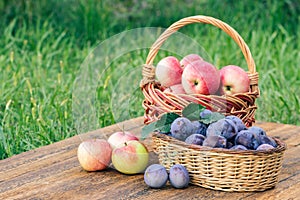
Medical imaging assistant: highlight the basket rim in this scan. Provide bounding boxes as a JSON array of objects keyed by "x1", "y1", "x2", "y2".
[{"x1": 152, "y1": 132, "x2": 286, "y2": 155}]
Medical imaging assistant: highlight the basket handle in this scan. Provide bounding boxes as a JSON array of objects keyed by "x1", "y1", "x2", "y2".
[{"x1": 141, "y1": 15, "x2": 258, "y2": 91}]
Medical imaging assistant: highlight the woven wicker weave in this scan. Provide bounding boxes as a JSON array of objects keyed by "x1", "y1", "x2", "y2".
[
  {"x1": 140, "y1": 15, "x2": 286, "y2": 191},
  {"x1": 140, "y1": 15, "x2": 260, "y2": 127},
  {"x1": 152, "y1": 133, "x2": 286, "y2": 192}
]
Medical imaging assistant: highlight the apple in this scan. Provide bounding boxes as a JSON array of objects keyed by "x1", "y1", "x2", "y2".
[
  {"x1": 180, "y1": 54, "x2": 203, "y2": 68},
  {"x1": 77, "y1": 139, "x2": 112, "y2": 171},
  {"x1": 219, "y1": 65, "x2": 250, "y2": 95},
  {"x1": 155, "y1": 56, "x2": 183, "y2": 87},
  {"x1": 181, "y1": 60, "x2": 220, "y2": 95},
  {"x1": 112, "y1": 140, "x2": 149, "y2": 174},
  {"x1": 108, "y1": 131, "x2": 139, "y2": 149},
  {"x1": 164, "y1": 84, "x2": 186, "y2": 94}
]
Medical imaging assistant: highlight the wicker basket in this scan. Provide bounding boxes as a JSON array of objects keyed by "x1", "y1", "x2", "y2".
[
  {"x1": 152, "y1": 133, "x2": 286, "y2": 192},
  {"x1": 140, "y1": 15, "x2": 260, "y2": 127},
  {"x1": 140, "y1": 15, "x2": 286, "y2": 191}
]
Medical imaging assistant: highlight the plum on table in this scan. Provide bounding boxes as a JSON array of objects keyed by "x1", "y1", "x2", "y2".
[
  {"x1": 144, "y1": 164, "x2": 168, "y2": 188},
  {"x1": 169, "y1": 164, "x2": 190, "y2": 189}
]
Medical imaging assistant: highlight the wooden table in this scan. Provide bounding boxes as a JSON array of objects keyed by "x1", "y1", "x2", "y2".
[{"x1": 1, "y1": 117, "x2": 299, "y2": 200}]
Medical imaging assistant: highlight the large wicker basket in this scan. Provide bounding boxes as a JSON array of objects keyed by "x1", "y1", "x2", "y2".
[
  {"x1": 140, "y1": 15, "x2": 259, "y2": 127},
  {"x1": 140, "y1": 15, "x2": 286, "y2": 192}
]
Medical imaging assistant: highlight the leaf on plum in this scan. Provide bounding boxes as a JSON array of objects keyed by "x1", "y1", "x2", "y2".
[
  {"x1": 141, "y1": 112, "x2": 180, "y2": 140},
  {"x1": 182, "y1": 103, "x2": 206, "y2": 121},
  {"x1": 200, "y1": 112, "x2": 225, "y2": 124}
]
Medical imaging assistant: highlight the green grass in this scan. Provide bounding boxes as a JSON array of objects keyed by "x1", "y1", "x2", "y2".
[{"x1": 0, "y1": 0, "x2": 299, "y2": 159}]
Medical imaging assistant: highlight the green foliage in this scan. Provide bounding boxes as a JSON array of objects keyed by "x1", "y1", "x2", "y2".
[
  {"x1": 141, "y1": 112, "x2": 180, "y2": 140},
  {"x1": 0, "y1": 0, "x2": 299, "y2": 159}
]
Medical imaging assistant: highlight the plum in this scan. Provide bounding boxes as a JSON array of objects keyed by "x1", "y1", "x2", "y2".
[
  {"x1": 259, "y1": 135, "x2": 277, "y2": 147},
  {"x1": 144, "y1": 164, "x2": 168, "y2": 188},
  {"x1": 256, "y1": 144, "x2": 275, "y2": 151},
  {"x1": 235, "y1": 130, "x2": 260, "y2": 150},
  {"x1": 169, "y1": 164, "x2": 190, "y2": 189},
  {"x1": 199, "y1": 109, "x2": 212, "y2": 119},
  {"x1": 192, "y1": 121, "x2": 207, "y2": 136},
  {"x1": 227, "y1": 141, "x2": 234, "y2": 149},
  {"x1": 230, "y1": 145, "x2": 248, "y2": 150},
  {"x1": 225, "y1": 115, "x2": 247, "y2": 132},
  {"x1": 248, "y1": 126, "x2": 267, "y2": 137},
  {"x1": 206, "y1": 119, "x2": 238, "y2": 140},
  {"x1": 185, "y1": 134, "x2": 206, "y2": 145},
  {"x1": 170, "y1": 117, "x2": 194, "y2": 141},
  {"x1": 203, "y1": 135, "x2": 227, "y2": 148}
]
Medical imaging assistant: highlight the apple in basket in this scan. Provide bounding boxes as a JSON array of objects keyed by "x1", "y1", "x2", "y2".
[
  {"x1": 112, "y1": 140, "x2": 149, "y2": 174},
  {"x1": 219, "y1": 65, "x2": 250, "y2": 95},
  {"x1": 77, "y1": 139, "x2": 112, "y2": 171},
  {"x1": 108, "y1": 131, "x2": 139, "y2": 149},
  {"x1": 155, "y1": 56, "x2": 183, "y2": 87},
  {"x1": 181, "y1": 60, "x2": 220, "y2": 95},
  {"x1": 164, "y1": 84, "x2": 186, "y2": 94},
  {"x1": 180, "y1": 53, "x2": 203, "y2": 69}
]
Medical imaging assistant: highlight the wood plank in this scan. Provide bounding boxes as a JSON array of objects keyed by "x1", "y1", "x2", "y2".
[{"x1": 0, "y1": 117, "x2": 299, "y2": 199}]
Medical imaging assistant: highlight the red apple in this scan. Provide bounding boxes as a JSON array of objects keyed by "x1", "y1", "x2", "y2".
[
  {"x1": 77, "y1": 139, "x2": 112, "y2": 171},
  {"x1": 181, "y1": 60, "x2": 220, "y2": 95},
  {"x1": 112, "y1": 140, "x2": 149, "y2": 174},
  {"x1": 155, "y1": 56, "x2": 183, "y2": 87},
  {"x1": 180, "y1": 54, "x2": 203, "y2": 68},
  {"x1": 219, "y1": 65, "x2": 250, "y2": 95},
  {"x1": 164, "y1": 84, "x2": 186, "y2": 94},
  {"x1": 108, "y1": 131, "x2": 139, "y2": 149}
]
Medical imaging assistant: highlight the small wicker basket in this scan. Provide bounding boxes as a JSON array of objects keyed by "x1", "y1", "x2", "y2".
[
  {"x1": 152, "y1": 133, "x2": 286, "y2": 192},
  {"x1": 140, "y1": 15, "x2": 286, "y2": 192}
]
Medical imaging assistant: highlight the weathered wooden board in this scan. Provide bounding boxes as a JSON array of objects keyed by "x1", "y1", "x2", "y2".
[{"x1": 0, "y1": 117, "x2": 299, "y2": 200}]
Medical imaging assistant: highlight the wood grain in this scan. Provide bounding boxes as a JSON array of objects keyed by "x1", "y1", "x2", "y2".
[{"x1": 0, "y1": 117, "x2": 299, "y2": 200}]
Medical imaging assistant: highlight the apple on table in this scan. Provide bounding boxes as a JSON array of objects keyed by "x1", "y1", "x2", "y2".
[
  {"x1": 108, "y1": 131, "x2": 139, "y2": 149},
  {"x1": 77, "y1": 139, "x2": 112, "y2": 171},
  {"x1": 112, "y1": 140, "x2": 149, "y2": 175}
]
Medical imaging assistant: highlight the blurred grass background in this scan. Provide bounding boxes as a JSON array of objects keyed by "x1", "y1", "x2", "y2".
[{"x1": 0, "y1": 0, "x2": 299, "y2": 159}]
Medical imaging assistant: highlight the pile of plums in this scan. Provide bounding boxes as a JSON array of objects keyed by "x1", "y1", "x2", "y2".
[{"x1": 168, "y1": 109, "x2": 277, "y2": 151}]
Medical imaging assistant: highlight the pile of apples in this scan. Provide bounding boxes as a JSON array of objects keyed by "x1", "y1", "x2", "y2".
[
  {"x1": 156, "y1": 54, "x2": 250, "y2": 95},
  {"x1": 77, "y1": 131, "x2": 149, "y2": 174}
]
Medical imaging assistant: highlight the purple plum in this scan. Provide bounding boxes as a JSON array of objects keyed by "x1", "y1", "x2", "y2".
[
  {"x1": 235, "y1": 130, "x2": 260, "y2": 150},
  {"x1": 185, "y1": 134, "x2": 206, "y2": 146},
  {"x1": 169, "y1": 164, "x2": 190, "y2": 189},
  {"x1": 206, "y1": 118, "x2": 238, "y2": 140},
  {"x1": 203, "y1": 135, "x2": 227, "y2": 148},
  {"x1": 144, "y1": 164, "x2": 168, "y2": 188},
  {"x1": 170, "y1": 117, "x2": 194, "y2": 141}
]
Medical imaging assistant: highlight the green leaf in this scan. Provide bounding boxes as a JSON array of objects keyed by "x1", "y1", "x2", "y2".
[
  {"x1": 140, "y1": 112, "x2": 180, "y2": 140},
  {"x1": 182, "y1": 103, "x2": 206, "y2": 121},
  {"x1": 141, "y1": 121, "x2": 157, "y2": 140},
  {"x1": 155, "y1": 112, "x2": 180, "y2": 133},
  {"x1": 200, "y1": 112, "x2": 225, "y2": 124}
]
